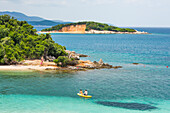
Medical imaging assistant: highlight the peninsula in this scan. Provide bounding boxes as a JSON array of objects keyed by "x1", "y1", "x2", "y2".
[
  {"x1": 39, "y1": 21, "x2": 149, "y2": 34},
  {"x1": 0, "y1": 15, "x2": 121, "y2": 72}
]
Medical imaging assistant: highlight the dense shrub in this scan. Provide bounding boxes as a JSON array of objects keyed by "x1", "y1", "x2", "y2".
[
  {"x1": 67, "y1": 60, "x2": 78, "y2": 66},
  {"x1": 0, "y1": 15, "x2": 67, "y2": 64},
  {"x1": 53, "y1": 56, "x2": 78, "y2": 67},
  {"x1": 53, "y1": 56, "x2": 70, "y2": 67}
]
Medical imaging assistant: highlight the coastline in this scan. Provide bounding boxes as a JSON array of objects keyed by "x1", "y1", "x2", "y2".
[
  {"x1": 0, "y1": 65, "x2": 55, "y2": 71},
  {"x1": 0, "y1": 50, "x2": 122, "y2": 72},
  {"x1": 0, "y1": 58, "x2": 122, "y2": 72},
  {"x1": 37, "y1": 30, "x2": 149, "y2": 34}
]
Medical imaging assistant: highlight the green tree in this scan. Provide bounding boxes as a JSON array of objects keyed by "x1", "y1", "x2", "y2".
[
  {"x1": 53, "y1": 56, "x2": 70, "y2": 67},
  {"x1": 42, "y1": 21, "x2": 136, "y2": 33},
  {"x1": 0, "y1": 15, "x2": 67, "y2": 64}
]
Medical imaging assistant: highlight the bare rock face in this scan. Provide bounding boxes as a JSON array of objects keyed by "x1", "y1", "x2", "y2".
[
  {"x1": 46, "y1": 56, "x2": 56, "y2": 62},
  {"x1": 65, "y1": 50, "x2": 88, "y2": 60},
  {"x1": 93, "y1": 59, "x2": 122, "y2": 69},
  {"x1": 69, "y1": 53, "x2": 80, "y2": 60},
  {"x1": 65, "y1": 50, "x2": 71, "y2": 54},
  {"x1": 59, "y1": 24, "x2": 86, "y2": 33},
  {"x1": 98, "y1": 59, "x2": 104, "y2": 65},
  {"x1": 72, "y1": 51, "x2": 76, "y2": 54}
]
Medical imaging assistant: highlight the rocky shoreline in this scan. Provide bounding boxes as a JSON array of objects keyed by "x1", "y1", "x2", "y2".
[
  {"x1": 0, "y1": 50, "x2": 122, "y2": 72},
  {"x1": 37, "y1": 30, "x2": 149, "y2": 34},
  {"x1": 85, "y1": 30, "x2": 149, "y2": 34}
]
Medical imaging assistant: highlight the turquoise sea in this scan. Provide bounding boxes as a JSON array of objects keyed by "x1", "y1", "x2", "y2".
[{"x1": 0, "y1": 27, "x2": 170, "y2": 113}]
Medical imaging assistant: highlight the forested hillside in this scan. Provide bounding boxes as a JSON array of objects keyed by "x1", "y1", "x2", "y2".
[
  {"x1": 0, "y1": 15, "x2": 67, "y2": 64},
  {"x1": 42, "y1": 21, "x2": 136, "y2": 32}
]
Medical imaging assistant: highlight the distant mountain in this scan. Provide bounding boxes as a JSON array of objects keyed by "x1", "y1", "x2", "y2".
[
  {"x1": 28, "y1": 20, "x2": 71, "y2": 26},
  {"x1": 0, "y1": 11, "x2": 44, "y2": 21},
  {"x1": 0, "y1": 11, "x2": 71, "y2": 26}
]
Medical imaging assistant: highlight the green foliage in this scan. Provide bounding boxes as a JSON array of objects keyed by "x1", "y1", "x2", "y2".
[
  {"x1": 125, "y1": 28, "x2": 136, "y2": 32},
  {"x1": 63, "y1": 46, "x2": 66, "y2": 50},
  {"x1": 0, "y1": 44, "x2": 5, "y2": 62},
  {"x1": 0, "y1": 15, "x2": 67, "y2": 64},
  {"x1": 41, "y1": 21, "x2": 136, "y2": 32},
  {"x1": 70, "y1": 58, "x2": 75, "y2": 61},
  {"x1": 53, "y1": 56, "x2": 78, "y2": 67},
  {"x1": 53, "y1": 56, "x2": 70, "y2": 67}
]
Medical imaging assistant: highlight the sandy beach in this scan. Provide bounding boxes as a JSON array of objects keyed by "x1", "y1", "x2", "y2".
[{"x1": 0, "y1": 65, "x2": 57, "y2": 71}]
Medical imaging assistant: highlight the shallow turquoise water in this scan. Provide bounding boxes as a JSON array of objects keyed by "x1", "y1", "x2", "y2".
[{"x1": 0, "y1": 28, "x2": 170, "y2": 113}]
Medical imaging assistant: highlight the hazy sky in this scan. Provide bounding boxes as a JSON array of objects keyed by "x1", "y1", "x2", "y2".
[{"x1": 0, "y1": 0, "x2": 170, "y2": 27}]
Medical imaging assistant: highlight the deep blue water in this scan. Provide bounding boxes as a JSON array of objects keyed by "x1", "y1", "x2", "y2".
[{"x1": 0, "y1": 27, "x2": 170, "y2": 113}]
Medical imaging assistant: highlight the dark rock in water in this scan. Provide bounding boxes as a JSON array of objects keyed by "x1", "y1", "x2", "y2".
[
  {"x1": 113, "y1": 66, "x2": 122, "y2": 69},
  {"x1": 78, "y1": 54, "x2": 88, "y2": 57},
  {"x1": 96, "y1": 101, "x2": 157, "y2": 111},
  {"x1": 133, "y1": 63, "x2": 139, "y2": 65},
  {"x1": 93, "y1": 60, "x2": 122, "y2": 69}
]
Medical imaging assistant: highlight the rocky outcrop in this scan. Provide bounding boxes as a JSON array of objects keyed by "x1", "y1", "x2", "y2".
[
  {"x1": 98, "y1": 59, "x2": 104, "y2": 65},
  {"x1": 20, "y1": 60, "x2": 56, "y2": 66},
  {"x1": 132, "y1": 63, "x2": 139, "y2": 65},
  {"x1": 18, "y1": 51, "x2": 122, "y2": 71},
  {"x1": 76, "y1": 59, "x2": 122, "y2": 69},
  {"x1": 93, "y1": 59, "x2": 113, "y2": 69},
  {"x1": 85, "y1": 30, "x2": 149, "y2": 34},
  {"x1": 46, "y1": 56, "x2": 56, "y2": 62},
  {"x1": 39, "y1": 29, "x2": 149, "y2": 34},
  {"x1": 65, "y1": 50, "x2": 88, "y2": 60}
]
